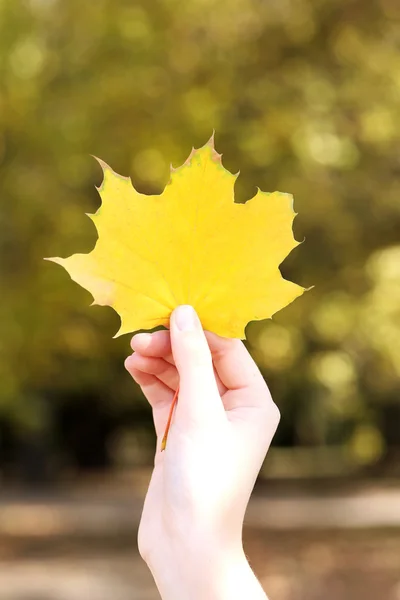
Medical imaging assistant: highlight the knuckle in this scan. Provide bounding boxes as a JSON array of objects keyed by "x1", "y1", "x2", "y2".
[
  {"x1": 138, "y1": 541, "x2": 151, "y2": 564},
  {"x1": 258, "y1": 389, "x2": 280, "y2": 426},
  {"x1": 137, "y1": 530, "x2": 152, "y2": 565},
  {"x1": 269, "y1": 400, "x2": 281, "y2": 426}
]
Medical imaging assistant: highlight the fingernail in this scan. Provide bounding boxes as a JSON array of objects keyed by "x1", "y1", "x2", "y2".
[{"x1": 174, "y1": 305, "x2": 197, "y2": 331}]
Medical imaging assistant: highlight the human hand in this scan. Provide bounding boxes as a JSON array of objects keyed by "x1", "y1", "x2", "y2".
[{"x1": 125, "y1": 305, "x2": 280, "y2": 599}]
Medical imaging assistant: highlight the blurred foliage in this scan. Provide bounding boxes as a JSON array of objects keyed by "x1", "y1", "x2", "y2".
[{"x1": 0, "y1": 0, "x2": 400, "y2": 472}]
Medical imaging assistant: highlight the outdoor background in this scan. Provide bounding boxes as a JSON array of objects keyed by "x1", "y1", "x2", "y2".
[{"x1": 0, "y1": 0, "x2": 400, "y2": 599}]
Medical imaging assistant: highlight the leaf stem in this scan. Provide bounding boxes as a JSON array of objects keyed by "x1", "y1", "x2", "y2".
[{"x1": 161, "y1": 385, "x2": 179, "y2": 451}]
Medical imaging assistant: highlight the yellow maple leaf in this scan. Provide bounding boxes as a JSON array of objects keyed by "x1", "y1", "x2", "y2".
[{"x1": 47, "y1": 136, "x2": 305, "y2": 339}]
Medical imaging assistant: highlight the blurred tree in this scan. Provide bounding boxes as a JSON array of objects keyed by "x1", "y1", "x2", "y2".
[{"x1": 0, "y1": 0, "x2": 399, "y2": 478}]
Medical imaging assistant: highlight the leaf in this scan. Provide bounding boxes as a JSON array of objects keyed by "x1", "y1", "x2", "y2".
[{"x1": 47, "y1": 136, "x2": 306, "y2": 339}]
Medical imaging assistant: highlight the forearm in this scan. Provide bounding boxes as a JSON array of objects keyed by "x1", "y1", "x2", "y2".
[{"x1": 147, "y1": 545, "x2": 268, "y2": 600}]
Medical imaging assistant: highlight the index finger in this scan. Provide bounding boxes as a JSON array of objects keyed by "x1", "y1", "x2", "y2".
[{"x1": 204, "y1": 331, "x2": 266, "y2": 392}]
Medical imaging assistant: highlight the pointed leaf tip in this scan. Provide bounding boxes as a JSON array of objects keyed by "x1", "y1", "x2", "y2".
[
  {"x1": 207, "y1": 130, "x2": 216, "y2": 148},
  {"x1": 44, "y1": 256, "x2": 63, "y2": 265},
  {"x1": 91, "y1": 155, "x2": 112, "y2": 173}
]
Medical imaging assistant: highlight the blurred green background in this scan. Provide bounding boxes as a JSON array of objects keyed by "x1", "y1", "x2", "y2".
[
  {"x1": 1, "y1": 0, "x2": 400, "y2": 481},
  {"x1": 1, "y1": 1, "x2": 400, "y2": 599}
]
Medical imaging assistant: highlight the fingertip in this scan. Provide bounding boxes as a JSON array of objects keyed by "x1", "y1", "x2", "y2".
[
  {"x1": 124, "y1": 353, "x2": 135, "y2": 371},
  {"x1": 131, "y1": 329, "x2": 172, "y2": 357},
  {"x1": 126, "y1": 352, "x2": 149, "y2": 371},
  {"x1": 130, "y1": 332, "x2": 152, "y2": 351}
]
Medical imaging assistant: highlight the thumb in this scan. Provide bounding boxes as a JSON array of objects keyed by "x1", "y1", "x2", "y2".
[{"x1": 170, "y1": 305, "x2": 225, "y2": 428}]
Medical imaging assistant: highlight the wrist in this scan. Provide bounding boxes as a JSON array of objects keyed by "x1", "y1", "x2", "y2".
[{"x1": 145, "y1": 540, "x2": 267, "y2": 600}]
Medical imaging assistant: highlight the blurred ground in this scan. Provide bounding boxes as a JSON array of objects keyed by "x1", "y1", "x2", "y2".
[{"x1": 1, "y1": 472, "x2": 400, "y2": 600}]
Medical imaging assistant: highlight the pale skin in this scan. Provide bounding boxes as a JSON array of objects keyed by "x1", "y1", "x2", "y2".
[{"x1": 125, "y1": 305, "x2": 280, "y2": 600}]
